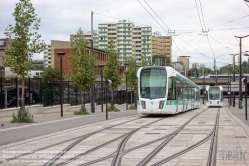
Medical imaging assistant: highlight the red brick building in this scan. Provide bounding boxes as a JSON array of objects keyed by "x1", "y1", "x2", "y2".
[{"x1": 54, "y1": 47, "x2": 109, "y2": 75}]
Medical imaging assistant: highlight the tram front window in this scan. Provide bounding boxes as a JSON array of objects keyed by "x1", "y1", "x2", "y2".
[
  {"x1": 209, "y1": 87, "x2": 220, "y2": 100},
  {"x1": 140, "y1": 68, "x2": 166, "y2": 99}
]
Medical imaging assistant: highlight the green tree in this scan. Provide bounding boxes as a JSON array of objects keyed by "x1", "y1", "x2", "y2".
[
  {"x1": 141, "y1": 56, "x2": 147, "y2": 67},
  {"x1": 67, "y1": 28, "x2": 96, "y2": 112},
  {"x1": 152, "y1": 55, "x2": 170, "y2": 66},
  {"x1": 41, "y1": 67, "x2": 60, "y2": 83},
  {"x1": 103, "y1": 40, "x2": 122, "y2": 106},
  {"x1": 3, "y1": 0, "x2": 46, "y2": 114},
  {"x1": 219, "y1": 64, "x2": 233, "y2": 74},
  {"x1": 41, "y1": 67, "x2": 60, "y2": 106},
  {"x1": 204, "y1": 67, "x2": 214, "y2": 75},
  {"x1": 188, "y1": 68, "x2": 201, "y2": 77},
  {"x1": 127, "y1": 56, "x2": 137, "y2": 107}
]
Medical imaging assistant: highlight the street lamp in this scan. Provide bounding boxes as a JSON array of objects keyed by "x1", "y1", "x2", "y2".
[
  {"x1": 124, "y1": 71, "x2": 129, "y2": 110},
  {"x1": 244, "y1": 53, "x2": 249, "y2": 120},
  {"x1": 57, "y1": 52, "x2": 66, "y2": 117},
  {"x1": 200, "y1": 64, "x2": 205, "y2": 105},
  {"x1": 0, "y1": 48, "x2": 5, "y2": 110},
  {"x1": 234, "y1": 35, "x2": 249, "y2": 109},
  {"x1": 226, "y1": 63, "x2": 233, "y2": 105},
  {"x1": 230, "y1": 51, "x2": 249, "y2": 107},
  {"x1": 90, "y1": 11, "x2": 96, "y2": 114},
  {"x1": 99, "y1": 64, "x2": 104, "y2": 112},
  {"x1": 228, "y1": 64, "x2": 233, "y2": 106}
]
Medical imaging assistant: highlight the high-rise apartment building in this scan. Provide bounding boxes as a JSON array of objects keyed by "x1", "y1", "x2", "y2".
[
  {"x1": 70, "y1": 30, "x2": 99, "y2": 48},
  {"x1": 151, "y1": 32, "x2": 172, "y2": 63},
  {"x1": 98, "y1": 20, "x2": 152, "y2": 64},
  {"x1": 177, "y1": 56, "x2": 190, "y2": 76},
  {"x1": 43, "y1": 44, "x2": 51, "y2": 68}
]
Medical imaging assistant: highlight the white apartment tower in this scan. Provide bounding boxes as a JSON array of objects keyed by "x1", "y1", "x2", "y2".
[
  {"x1": 70, "y1": 30, "x2": 99, "y2": 48},
  {"x1": 43, "y1": 44, "x2": 51, "y2": 68},
  {"x1": 98, "y1": 20, "x2": 152, "y2": 64}
]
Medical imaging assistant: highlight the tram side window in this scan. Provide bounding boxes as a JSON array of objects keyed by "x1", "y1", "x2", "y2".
[
  {"x1": 206, "y1": 91, "x2": 209, "y2": 100},
  {"x1": 167, "y1": 77, "x2": 176, "y2": 100},
  {"x1": 182, "y1": 84, "x2": 189, "y2": 100},
  {"x1": 176, "y1": 80, "x2": 182, "y2": 100},
  {"x1": 221, "y1": 90, "x2": 223, "y2": 101}
]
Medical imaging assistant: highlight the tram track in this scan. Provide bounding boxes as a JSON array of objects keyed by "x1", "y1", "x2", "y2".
[
  {"x1": 150, "y1": 108, "x2": 220, "y2": 166},
  {"x1": 136, "y1": 108, "x2": 218, "y2": 166},
  {"x1": 77, "y1": 108, "x2": 209, "y2": 166},
  {"x1": 66, "y1": 117, "x2": 165, "y2": 166},
  {"x1": 0, "y1": 117, "x2": 140, "y2": 165},
  {"x1": 0, "y1": 107, "x2": 220, "y2": 166}
]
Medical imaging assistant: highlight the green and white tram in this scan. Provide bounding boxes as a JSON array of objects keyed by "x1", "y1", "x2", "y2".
[
  {"x1": 137, "y1": 66, "x2": 201, "y2": 115},
  {"x1": 205, "y1": 86, "x2": 224, "y2": 107}
]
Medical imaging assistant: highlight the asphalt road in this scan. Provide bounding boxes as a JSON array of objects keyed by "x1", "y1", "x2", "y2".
[{"x1": 0, "y1": 110, "x2": 138, "y2": 146}]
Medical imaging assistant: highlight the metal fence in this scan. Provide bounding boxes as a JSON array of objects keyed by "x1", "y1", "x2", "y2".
[{"x1": 0, "y1": 77, "x2": 134, "y2": 110}]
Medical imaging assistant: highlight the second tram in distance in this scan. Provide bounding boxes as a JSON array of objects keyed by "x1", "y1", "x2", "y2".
[
  {"x1": 205, "y1": 86, "x2": 224, "y2": 107},
  {"x1": 137, "y1": 66, "x2": 201, "y2": 115}
]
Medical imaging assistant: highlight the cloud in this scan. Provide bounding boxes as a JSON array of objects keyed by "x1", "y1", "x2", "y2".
[{"x1": 0, "y1": 0, "x2": 249, "y2": 68}]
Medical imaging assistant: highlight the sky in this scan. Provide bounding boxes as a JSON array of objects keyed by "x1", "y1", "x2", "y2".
[{"x1": 1, "y1": 0, "x2": 249, "y2": 69}]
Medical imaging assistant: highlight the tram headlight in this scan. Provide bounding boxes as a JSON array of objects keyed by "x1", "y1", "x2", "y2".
[
  {"x1": 141, "y1": 101, "x2": 146, "y2": 109},
  {"x1": 159, "y1": 101, "x2": 165, "y2": 109}
]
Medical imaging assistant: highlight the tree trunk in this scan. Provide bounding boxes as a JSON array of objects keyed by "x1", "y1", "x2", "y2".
[
  {"x1": 21, "y1": 76, "x2": 25, "y2": 114},
  {"x1": 134, "y1": 92, "x2": 137, "y2": 108},
  {"x1": 130, "y1": 90, "x2": 133, "y2": 107},
  {"x1": 111, "y1": 89, "x2": 114, "y2": 106},
  {"x1": 81, "y1": 89, "x2": 86, "y2": 112}
]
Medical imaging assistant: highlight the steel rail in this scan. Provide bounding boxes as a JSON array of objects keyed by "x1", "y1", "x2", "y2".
[
  {"x1": 79, "y1": 118, "x2": 165, "y2": 166},
  {"x1": 151, "y1": 109, "x2": 220, "y2": 166},
  {"x1": 0, "y1": 118, "x2": 139, "y2": 165},
  {"x1": 136, "y1": 110, "x2": 205, "y2": 166},
  {"x1": 111, "y1": 118, "x2": 164, "y2": 166},
  {"x1": 79, "y1": 108, "x2": 209, "y2": 166},
  {"x1": 207, "y1": 108, "x2": 220, "y2": 166},
  {"x1": 43, "y1": 118, "x2": 141, "y2": 166}
]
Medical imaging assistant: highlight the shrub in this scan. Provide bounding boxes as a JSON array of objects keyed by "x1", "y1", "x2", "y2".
[
  {"x1": 108, "y1": 105, "x2": 120, "y2": 112},
  {"x1": 129, "y1": 105, "x2": 137, "y2": 110},
  {"x1": 11, "y1": 109, "x2": 34, "y2": 123},
  {"x1": 74, "y1": 109, "x2": 89, "y2": 115}
]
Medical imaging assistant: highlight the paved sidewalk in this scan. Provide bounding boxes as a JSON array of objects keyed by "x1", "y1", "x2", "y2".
[
  {"x1": 0, "y1": 104, "x2": 129, "y2": 129},
  {"x1": 224, "y1": 101, "x2": 249, "y2": 128},
  {"x1": 1, "y1": 101, "x2": 248, "y2": 131}
]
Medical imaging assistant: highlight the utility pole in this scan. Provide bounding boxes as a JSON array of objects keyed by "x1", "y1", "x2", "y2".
[
  {"x1": 235, "y1": 35, "x2": 249, "y2": 109},
  {"x1": 232, "y1": 54, "x2": 236, "y2": 107},
  {"x1": 90, "y1": 11, "x2": 95, "y2": 113},
  {"x1": 200, "y1": 64, "x2": 205, "y2": 105},
  {"x1": 214, "y1": 59, "x2": 217, "y2": 85}
]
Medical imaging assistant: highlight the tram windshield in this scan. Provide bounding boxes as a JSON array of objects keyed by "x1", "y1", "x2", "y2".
[
  {"x1": 140, "y1": 68, "x2": 166, "y2": 99},
  {"x1": 209, "y1": 87, "x2": 220, "y2": 100}
]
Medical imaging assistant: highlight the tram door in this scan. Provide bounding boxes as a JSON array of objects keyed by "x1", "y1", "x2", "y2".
[
  {"x1": 182, "y1": 83, "x2": 188, "y2": 111},
  {"x1": 176, "y1": 80, "x2": 182, "y2": 113},
  {"x1": 191, "y1": 88, "x2": 195, "y2": 109}
]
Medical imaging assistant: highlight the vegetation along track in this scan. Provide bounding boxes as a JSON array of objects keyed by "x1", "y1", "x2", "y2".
[
  {"x1": 78, "y1": 108, "x2": 210, "y2": 166},
  {"x1": 0, "y1": 117, "x2": 139, "y2": 165}
]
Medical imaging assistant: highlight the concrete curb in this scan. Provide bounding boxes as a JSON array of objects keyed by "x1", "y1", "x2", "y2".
[{"x1": 224, "y1": 106, "x2": 249, "y2": 137}]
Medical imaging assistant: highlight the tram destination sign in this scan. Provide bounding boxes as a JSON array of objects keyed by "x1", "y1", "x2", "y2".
[{"x1": 230, "y1": 82, "x2": 245, "y2": 92}]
